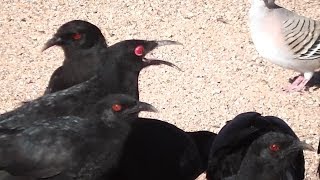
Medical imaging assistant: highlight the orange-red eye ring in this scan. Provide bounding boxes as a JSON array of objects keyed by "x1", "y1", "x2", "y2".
[
  {"x1": 72, "y1": 33, "x2": 82, "y2": 40},
  {"x1": 112, "y1": 104, "x2": 122, "y2": 112},
  {"x1": 269, "y1": 144, "x2": 280, "y2": 152}
]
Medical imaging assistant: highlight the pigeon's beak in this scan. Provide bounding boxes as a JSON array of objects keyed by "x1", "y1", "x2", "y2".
[
  {"x1": 42, "y1": 36, "x2": 63, "y2": 51},
  {"x1": 142, "y1": 40, "x2": 183, "y2": 71}
]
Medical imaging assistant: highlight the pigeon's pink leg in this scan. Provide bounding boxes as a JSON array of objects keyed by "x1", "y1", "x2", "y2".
[{"x1": 284, "y1": 75, "x2": 309, "y2": 92}]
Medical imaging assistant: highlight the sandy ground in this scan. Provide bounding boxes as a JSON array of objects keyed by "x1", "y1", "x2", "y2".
[{"x1": 0, "y1": 0, "x2": 319, "y2": 179}]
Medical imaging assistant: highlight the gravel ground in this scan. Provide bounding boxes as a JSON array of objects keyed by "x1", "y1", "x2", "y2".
[{"x1": 0, "y1": 0, "x2": 319, "y2": 179}]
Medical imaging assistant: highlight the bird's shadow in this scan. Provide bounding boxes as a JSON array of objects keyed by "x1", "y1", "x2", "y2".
[{"x1": 289, "y1": 72, "x2": 320, "y2": 91}]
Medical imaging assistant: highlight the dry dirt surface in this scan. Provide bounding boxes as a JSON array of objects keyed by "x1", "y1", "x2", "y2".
[{"x1": 0, "y1": 0, "x2": 319, "y2": 179}]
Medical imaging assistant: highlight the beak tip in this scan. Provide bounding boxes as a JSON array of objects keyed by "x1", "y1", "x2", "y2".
[
  {"x1": 300, "y1": 141, "x2": 315, "y2": 151},
  {"x1": 148, "y1": 105, "x2": 158, "y2": 113},
  {"x1": 139, "y1": 102, "x2": 158, "y2": 113},
  {"x1": 41, "y1": 46, "x2": 48, "y2": 52}
]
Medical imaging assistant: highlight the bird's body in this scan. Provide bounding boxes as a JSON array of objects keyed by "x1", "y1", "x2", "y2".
[
  {"x1": 0, "y1": 116, "x2": 126, "y2": 179},
  {"x1": 0, "y1": 74, "x2": 117, "y2": 129},
  {"x1": 107, "y1": 118, "x2": 205, "y2": 180},
  {"x1": 43, "y1": 20, "x2": 108, "y2": 94},
  {"x1": 0, "y1": 39, "x2": 180, "y2": 129},
  {"x1": 207, "y1": 112, "x2": 306, "y2": 180},
  {"x1": 0, "y1": 94, "x2": 157, "y2": 179},
  {"x1": 186, "y1": 131, "x2": 216, "y2": 171},
  {"x1": 249, "y1": 0, "x2": 320, "y2": 91}
]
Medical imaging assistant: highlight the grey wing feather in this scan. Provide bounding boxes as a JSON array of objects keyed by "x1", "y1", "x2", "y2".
[{"x1": 281, "y1": 12, "x2": 320, "y2": 60}]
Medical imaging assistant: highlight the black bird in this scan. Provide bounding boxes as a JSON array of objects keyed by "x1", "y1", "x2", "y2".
[
  {"x1": 222, "y1": 132, "x2": 314, "y2": 180},
  {"x1": 0, "y1": 94, "x2": 157, "y2": 180},
  {"x1": 42, "y1": 20, "x2": 108, "y2": 94},
  {"x1": 0, "y1": 39, "x2": 180, "y2": 128},
  {"x1": 207, "y1": 112, "x2": 307, "y2": 180},
  {"x1": 102, "y1": 39, "x2": 181, "y2": 100},
  {"x1": 187, "y1": 131, "x2": 217, "y2": 172},
  {"x1": 106, "y1": 119, "x2": 205, "y2": 180}
]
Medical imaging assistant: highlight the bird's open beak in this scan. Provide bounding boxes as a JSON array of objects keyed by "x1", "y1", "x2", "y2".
[
  {"x1": 42, "y1": 36, "x2": 63, "y2": 52},
  {"x1": 142, "y1": 58, "x2": 182, "y2": 71},
  {"x1": 142, "y1": 40, "x2": 183, "y2": 71}
]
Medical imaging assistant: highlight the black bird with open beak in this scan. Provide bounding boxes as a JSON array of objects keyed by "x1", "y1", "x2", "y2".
[
  {"x1": 99, "y1": 39, "x2": 182, "y2": 100},
  {"x1": 0, "y1": 39, "x2": 181, "y2": 129}
]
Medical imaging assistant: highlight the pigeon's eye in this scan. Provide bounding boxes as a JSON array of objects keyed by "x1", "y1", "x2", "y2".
[
  {"x1": 112, "y1": 104, "x2": 122, "y2": 112},
  {"x1": 269, "y1": 144, "x2": 280, "y2": 152},
  {"x1": 72, "y1": 33, "x2": 82, "y2": 40},
  {"x1": 134, "y1": 45, "x2": 144, "y2": 56}
]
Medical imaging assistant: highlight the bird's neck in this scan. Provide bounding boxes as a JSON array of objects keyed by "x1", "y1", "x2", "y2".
[
  {"x1": 119, "y1": 70, "x2": 140, "y2": 100},
  {"x1": 236, "y1": 151, "x2": 282, "y2": 180}
]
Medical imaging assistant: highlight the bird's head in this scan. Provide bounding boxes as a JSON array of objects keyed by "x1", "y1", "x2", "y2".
[
  {"x1": 42, "y1": 20, "x2": 106, "y2": 53},
  {"x1": 103, "y1": 39, "x2": 182, "y2": 72},
  {"x1": 93, "y1": 94, "x2": 157, "y2": 126},
  {"x1": 251, "y1": 132, "x2": 314, "y2": 167}
]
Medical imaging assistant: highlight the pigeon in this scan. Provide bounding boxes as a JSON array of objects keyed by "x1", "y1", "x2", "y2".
[
  {"x1": 207, "y1": 112, "x2": 306, "y2": 180},
  {"x1": 0, "y1": 39, "x2": 180, "y2": 128},
  {"x1": 106, "y1": 119, "x2": 205, "y2": 180},
  {"x1": 249, "y1": 0, "x2": 320, "y2": 92},
  {"x1": 223, "y1": 132, "x2": 314, "y2": 180},
  {"x1": 0, "y1": 94, "x2": 157, "y2": 180},
  {"x1": 42, "y1": 20, "x2": 108, "y2": 94}
]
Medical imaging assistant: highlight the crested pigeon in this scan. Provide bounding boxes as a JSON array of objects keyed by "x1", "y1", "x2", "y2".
[{"x1": 249, "y1": 0, "x2": 320, "y2": 92}]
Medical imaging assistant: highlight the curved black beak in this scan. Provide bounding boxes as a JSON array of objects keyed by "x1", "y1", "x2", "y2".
[
  {"x1": 143, "y1": 40, "x2": 183, "y2": 71},
  {"x1": 143, "y1": 58, "x2": 182, "y2": 71},
  {"x1": 126, "y1": 101, "x2": 158, "y2": 115},
  {"x1": 155, "y1": 40, "x2": 183, "y2": 47},
  {"x1": 137, "y1": 101, "x2": 158, "y2": 113},
  {"x1": 295, "y1": 141, "x2": 315, "y2": 151},
  {"x1": 283, "y1": 140, "x2": 315, "y2": 158},
  {"x1": 42, "y1": 36, "x2": 63, "y2": 52}
]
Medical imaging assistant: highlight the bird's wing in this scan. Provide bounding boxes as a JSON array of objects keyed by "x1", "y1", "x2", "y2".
[
  {"x1": 44, "y1": 66, "x2": 65, "y2": 94},
  {"x1": 281, "y1": 15, "x2": 320, "y2": 60},
  {"x1": 0, "y1": 117, "x2": 85, "y2": 178}
]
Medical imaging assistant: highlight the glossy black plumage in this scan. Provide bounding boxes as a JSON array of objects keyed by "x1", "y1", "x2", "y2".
[
  {"x1": 98, "y1": 39, "x2": 181, "y2": 100},
  {"x1": 43, "y1": 20, "x2": 108, "y2": 94},
  {"x1": 107, "y1": 119, "x2": 205, "y2": 180},
  {"x1": 0, "y1": 94, "x2": 156, "y2": 179},
  {"x1": 0, "y1": 39, "x2": 179, "y2": 129},
  {"x1": 222, "y1": 132, "x2": 313, "y2": 180},
  {"x1": 207, "y1": 112, "x2": 306, "y2": 180},
  {"x1": 187, "y1": 131, "x2": 216, "y2": 171}
]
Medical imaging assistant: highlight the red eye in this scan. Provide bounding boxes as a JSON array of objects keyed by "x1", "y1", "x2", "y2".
[
  {"x1": 269, "y1": 144, "x2": 280, "y2": 152},
  {"x1": 134, "y1": 45, "x2": 144, "y2": 56},
  {"x1": 112, "y1": 104, "x2": 122, "y2": 112},
  {"x1": 72, "y1": 33, "x2": 82, "y2": 40}
]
